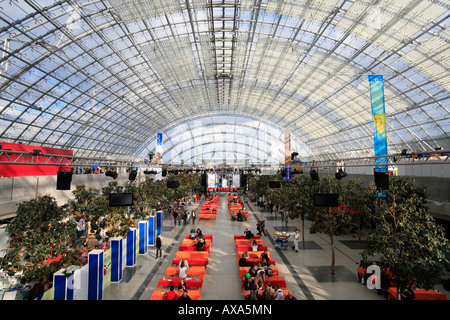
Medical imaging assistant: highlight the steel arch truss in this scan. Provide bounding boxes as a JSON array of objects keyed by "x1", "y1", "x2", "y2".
[{"x1": 0, "y1": 0, "x2": 448, "y2": 164}]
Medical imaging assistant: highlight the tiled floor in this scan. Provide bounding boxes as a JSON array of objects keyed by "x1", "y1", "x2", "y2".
[{"x1": 103, "y1": 193, "x2": 449, "y2": 300}]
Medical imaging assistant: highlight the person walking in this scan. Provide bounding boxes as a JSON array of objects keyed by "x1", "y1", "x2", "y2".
[
  {"x1": 155, "y1": 233, "x2": 162, "y2": 258},
  {"x1": 191, "y1": 210, "x2": 196, "y2": 225},
  {"x1": 291, "y1": 229, "x2": 300, "y2": 253}
]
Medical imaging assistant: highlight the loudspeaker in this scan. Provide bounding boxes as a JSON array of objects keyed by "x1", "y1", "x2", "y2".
[
  {"x1": 310, "y1": 169, "x2": 319, "y2": 181},
  {"x1": 162, "y1": 169, "x2": 167, "y2": 177},
  {"x1": 106, "y1": 170, "x2": 118, "y2": 179},
  {"x1": 201, "y1": 173, "x2": 207, "y2": 186},
  {"x1": 129, "y1": 169, "x2": 137, "y2": 181},
  {"x1": 56, "y1": 171, "x2": 72, "y2": 190},
  {"x1": 167, "y1": 180, "x2": 179, "y2": 188},
  {"x1": 374, "y1": 170, "x2": 389, "y2": 190},
  {"x1": 240, "y1": 174, "x2": 247, "y2": 186}
]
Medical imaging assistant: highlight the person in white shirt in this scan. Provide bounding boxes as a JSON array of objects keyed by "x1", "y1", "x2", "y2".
[
  {"x1": 179, "y1": 260, "x2": 189, "y2": 278},
  {"x1": 291, "y1": 229, "x2": 300, "y2": 253}
]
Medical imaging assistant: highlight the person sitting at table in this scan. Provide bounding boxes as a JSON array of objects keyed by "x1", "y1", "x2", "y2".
[
  {"x1": 251, "y1": 239, "x2": 259, "y2": 251},
  {"x1": 284, "y1": 291, "x2": 297, "y2": 300},
  {"x1": 248, "y1": 265, "x2": 258, "y2": 277},
  {"x1": 256, "y1": 266, "x2": 266, "y2": 279},
  {"x1": 239, "y1": 253, "x2": 250, "y2": 267},
  {"x1": 165, "y1": 286, "x2": 177, "y2": 300},
  {"x1": 179, "y1": 260, "x2": 189, "y2": 278},
  {"x1": 274, "y1": 284, "x2": 283, "y2": 300},
  {"x1": 189, "y1": 229, "x2": 197, "y2": 239},
  {"x1": 196, "y1": 228, "x2": 205, "y2": 240},
  {"x1": 243, "y1": 274, "x2": 252, "y2": 290},
  {"x1": 244, "y1": 228, "x2": 254, "y2": 239},
  {"x1": 195, "y1": 237, "x2": 205, "y2": 251},
  {"x1": 178, "y1": 278, "x2": 187, "y2": 291},
  {"x1": 178, "y1": 289, "x2": 191, "y2": 301},
  {"x1": 237, "y1": 210, "x2": 243, "y2": 221},
  {"x1": 400, "y1": 286, "x2": 415, "y2": 300},
  {"x1": 262, "y1": 285, "x2": 272, "y2": 300},
  {"x1": 260, "y1": 250, "x2": 270, "y2": 266},
  {"x1": 249, "y1": 283, "x2": 259, "y2": 300}
]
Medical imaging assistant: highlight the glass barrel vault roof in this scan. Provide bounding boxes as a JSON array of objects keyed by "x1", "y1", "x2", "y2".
[{"x1": 0, "y1": 0, "x2": 449, "y2": 164}]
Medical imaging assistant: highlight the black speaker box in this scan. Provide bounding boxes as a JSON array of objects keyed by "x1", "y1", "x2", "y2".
[
  {"x1": 374, "y1": 170, "x2": 389, "y2": 190},
  {"x1": 201, "y1": 173, "x2": 207, "y2": 186},
  {"x1": 129, "y1": 169, "x2": 137, "y2": 181},
  {"x1": 240, "y1": 174, "x2": 247, "y2": 186},
  {"x1": 56, "y1": 171, "x2": 72, "y2": 190},
  {"x1": 310, "y1": 169, "x2": 319, "y2": 181}
]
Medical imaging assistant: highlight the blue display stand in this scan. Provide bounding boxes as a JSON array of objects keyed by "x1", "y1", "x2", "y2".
[
  {"x1": 87, "y1": 249, "x2": 104, "y2": 300},
  {"x1": 148, "y1": 216, "x2": 155, "y2": 246},
  {"x1": 138, "y1": 220, "x2": 148, "y2": 254},
  {"x1": 53, "y1": 269, "x2": 73, "y2": 300},
  {"x1": 126, "y1": 228, "x2": 137, "y2": 267},
  {"x1": 156, "y1": 211, "x2": 163, "y2": 237},
  {"x1": 110, "y1": 237, "x2": 123, "y2": 282}
]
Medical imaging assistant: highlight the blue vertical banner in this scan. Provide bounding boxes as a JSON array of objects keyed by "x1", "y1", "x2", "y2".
[
  {"x1": 110, "y1": 237, "x2": 123, "y2": 282},
  {"x1": 285, "y1": 167, "x2": 292, "y2": 181},
  {"x1": 87, "y1": 249, "x2": 104, "y2": 300},
  {"x1": 138, "y1": 220, "x2": 148, "y2": 254},
  {"x1": 156, "y1": 211, "x2": 163, "y2": 237},
  {"x1": 126, "y1": 228, "x2": 137, "y2": 267},
  {"x1": 148, "y1": 216, "x2": 155, "y2": 246},
  {"x1": 369, "y1": 75, "x2": 388, "y2": 172},
  {"x1": 53, "y1": 269, "x2": 71, "y2": 300}
]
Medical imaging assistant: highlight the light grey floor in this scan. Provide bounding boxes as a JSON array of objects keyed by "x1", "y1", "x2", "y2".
[{"x1": 103, "y1": 192, "x2": 449, "y2": 300}]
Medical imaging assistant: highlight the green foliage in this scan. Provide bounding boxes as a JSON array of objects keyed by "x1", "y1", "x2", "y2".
[
  {"x1": 1, "y1": 173, "x2": 200, "y2": 285},
  {"x1": 363, "y1": 177, "x2": 450, "y2": 292},
  {"x1": 1, "y1": 195, "x2": 81, "y2": 283}
]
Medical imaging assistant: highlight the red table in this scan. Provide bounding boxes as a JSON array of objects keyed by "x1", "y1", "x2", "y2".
[
  {"x1": 150, "y1": 289, "x2": 201, "y2": 300},
  {"x1": 186, "y1": 234, "x2": 214, "y2": 242},
  {"x1": 172, "y1": 258, "x2": 209, "y2": 266},
  {"x1": 178, "y1": 244, "x2": 210, "y2": 253},
  {"x1": 264, "y1": 276, "x2": 286, "y2": 288},
  {"x1": 158, "y1": 277, "x2": 203, "y2": 289},
  {"x1": 234, "y1": 235, "x2": 260, "y2": 240},
  {"x1": 236, "y1": 244, "x2": 268, "y2": 252},
  {"x1": 388, "y1": 287, "x2": 447, "y2": 300},
  {"x1": 244, "y1": 258, "x2": 276, "y2": 266}
]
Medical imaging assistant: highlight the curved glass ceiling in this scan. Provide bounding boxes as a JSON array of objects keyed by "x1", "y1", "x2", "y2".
[{"x1": 0, "y1": 0, "x2": 449, "y2": 164}]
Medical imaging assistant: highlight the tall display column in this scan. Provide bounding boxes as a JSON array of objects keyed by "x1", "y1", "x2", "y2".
[
  {"x1": 138, "y1": 220, "x2": 148, "y2": 254},
  {"x1": 110, "y1": 237, "x2": 123, "y2": 282},
  {"x1": 156, "y1": 211, "x2": 163, "y2": 237},
  {"x1": 53, "y1": 269, "x2": 73, "y2": 300},
  {"x1": 126, "y1": 228, "x2": 137, "y2": 267},
  {"x1": 148, "y1": 216, "x2": 155, "y2": 246},
  {"x1": 87, "y1": 249, "x2": 104, "y2": 300}
]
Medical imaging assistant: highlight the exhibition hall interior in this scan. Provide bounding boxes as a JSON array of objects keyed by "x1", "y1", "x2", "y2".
[{"x1": 0, "y1": 0, "x2": 449, "y2": 302}]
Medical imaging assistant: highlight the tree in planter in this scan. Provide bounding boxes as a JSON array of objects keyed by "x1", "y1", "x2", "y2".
[
  {"x1": 341, "y1": 178, "x2": 366, "y2": 242},
  {"x1": 363, "y1": 177, "x2": 450, "y2": 299},
  {"x1": 290, "y1": 175, "x2": 316, "y2": 249},
  {"x1": 71, "y1": 183, "x2": 133, "y2": 244},
  {"x1": 309, "y1": 176, "x2": 353, "y2": 275},
  {"x1": 0, "y1": 195, "x2": 81, "y2": 285}
]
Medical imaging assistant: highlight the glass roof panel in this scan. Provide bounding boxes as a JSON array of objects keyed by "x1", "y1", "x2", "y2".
[{"x1": 0, "y1": 0, "x2": 448, "y2": 163}]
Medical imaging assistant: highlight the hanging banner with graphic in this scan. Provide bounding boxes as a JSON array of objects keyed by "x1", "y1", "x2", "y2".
[
  {"x1": 284, "y1": 130, "x2": 291, "y2": 163},
  {"x1": 369, "y1": 75, "x2": 388, "y2": 172},
  {"x1": 155, "y1": 132, "x2": 163, "y2": 164}
]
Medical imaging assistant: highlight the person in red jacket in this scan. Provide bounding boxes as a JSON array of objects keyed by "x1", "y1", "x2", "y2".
[{"x1": 165, "y1": 286, "x2": 177, "y2": 300}]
